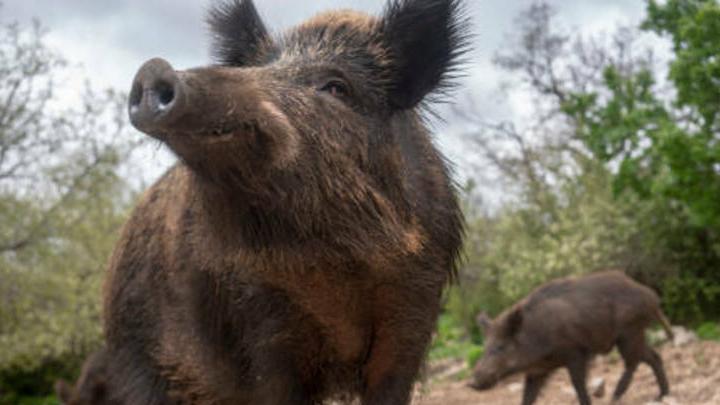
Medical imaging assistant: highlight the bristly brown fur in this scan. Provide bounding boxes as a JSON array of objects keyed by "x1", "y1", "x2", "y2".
[{"x1": 103, "y1": 1, "x2": 469, "y2": 404}]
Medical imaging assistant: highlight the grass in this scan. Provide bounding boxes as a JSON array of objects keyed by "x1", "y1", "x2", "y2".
[
  {"x1": 696, "y1": 322, "x2": 720, "y2": 341},
  {"x1": 2, "y1": 396, "x2": 59, "y2": 405}
]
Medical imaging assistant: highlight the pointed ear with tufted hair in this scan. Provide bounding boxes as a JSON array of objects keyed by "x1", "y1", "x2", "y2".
[
  {"x1": 207, "y1": 0, "x2": 275, "y2": 66},
  {"x1": 380, "y1": 0, "x2": 470, "y2": 110}
]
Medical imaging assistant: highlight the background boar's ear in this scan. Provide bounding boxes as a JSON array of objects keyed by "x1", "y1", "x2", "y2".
[
  {"x1": 504, "y1": 308, "x2": 523, "y2": 337},
  {"x1": 380, "y1": 0, "x2": 470, "y2": 109},
  {"x1": 207, "y1": 0, "x2": 274, "y2": 66}
]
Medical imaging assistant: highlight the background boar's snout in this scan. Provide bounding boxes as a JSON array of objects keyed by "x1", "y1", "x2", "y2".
[{"x1": 129, "y1": 58, "x2": 185, "y2": 134}]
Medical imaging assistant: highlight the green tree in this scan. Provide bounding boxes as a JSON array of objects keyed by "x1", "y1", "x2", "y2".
[
  {"x1": 454, "y1": 0, "x2": 720, "y2": 331},
  {"x1": 0, "y1": 16, "x2": 138, "y2": 402},
  {"x1": 560, "y1": 0, "x2": 720, "y2": 320}
]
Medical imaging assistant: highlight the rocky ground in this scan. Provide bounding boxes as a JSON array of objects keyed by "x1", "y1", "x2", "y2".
[{"x1": 412, "y1": 337, "x2": 720, "y2": 405}]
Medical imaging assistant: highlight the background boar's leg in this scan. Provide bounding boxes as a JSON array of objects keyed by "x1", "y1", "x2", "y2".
[
  {"x1": 612, "y1": 329, "x2": 645, "y2": 400},
  {"x1": 521, "y1": 372, "x2": 550, "y2": 405},
  {"x1": 612, "y1": 362, "x2": 638, "y2": 402},
  {"x1": 565, "y1": 353, "x2": 591, "y2": 405},
  {"x1": 643, "y1": 347, "x2": 670, "y2": 399}
]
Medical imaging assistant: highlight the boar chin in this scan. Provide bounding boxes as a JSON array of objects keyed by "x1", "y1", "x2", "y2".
[{"x1": 468, "y1": 375, "x2": 499, "y2": 391}]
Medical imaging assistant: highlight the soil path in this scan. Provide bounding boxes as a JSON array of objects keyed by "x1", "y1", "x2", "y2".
[{"x1": 413, "y1": 341, "x2": 720, "y2": 405}]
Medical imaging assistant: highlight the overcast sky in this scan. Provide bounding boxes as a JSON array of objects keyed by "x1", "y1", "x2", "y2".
[{"x1": 3, "y1": 0, "x2": 651, "y2": 187}]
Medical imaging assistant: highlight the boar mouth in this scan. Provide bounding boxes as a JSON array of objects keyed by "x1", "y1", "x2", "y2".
[
  {"x1": 159, "y1": 121, "x2": 255, "y2": 142},
  {"x1": 467, "y1": 374, "x2": 503, "y2": 391},
  {"x1": 206, "y1": 121, "x2": 254, "y2": 138},
  {"x1": 467, "y1": 377, "x2": 498, "y2": 391}
]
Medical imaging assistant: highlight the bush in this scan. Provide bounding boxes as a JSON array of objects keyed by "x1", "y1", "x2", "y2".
[
  {"x1": 696, "y1": 322, "x2": 720, "y2": 341},
  {"x1": 662, "y1": 276, "x2": 720, "y2": 323},
  {"x1": 429, "y1": 313, "x2": 482, "y2": 363},
  {"x1": 15, "y1": 396, "x2": 59, "y2": 405},
  {"x1": 465, "y1": 345, "x2": 484, "y2": 369},
  {"x1": 0, "y1": 358, "x2": 77, "y2": 405}
]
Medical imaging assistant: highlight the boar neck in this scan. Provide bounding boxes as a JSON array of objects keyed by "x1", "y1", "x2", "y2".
[{"x1": 183, "y1": 165, "x2": 420, "y2": 264}]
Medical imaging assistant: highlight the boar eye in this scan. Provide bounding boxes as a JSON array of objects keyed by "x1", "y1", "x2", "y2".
[{"x1": 319, "y1": 80, "x2": 349, "y2": 98}]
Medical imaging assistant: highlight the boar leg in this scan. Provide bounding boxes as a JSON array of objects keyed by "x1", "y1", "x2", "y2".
[
  {"x1": 521, "y1": 372, "x2": 550, "y2": 405},
  {"x1": 642, "y1": 347, "x2": 669, "y2": 399},
  {"x1": 612, "y1": 331, "x2": 643, "y2": 400},
  {"x1": 612, "y1": 363, "x2": 638, "y2": 401},
  {"x1": 361, "y1": 284, "x2": 437, "y2": 405},
  {"x1": 361, "y1": 322, "x2": 428, "y2": 405},
  {"x1": 566, "y1": 354, "x2": 591, "y2": 405}
]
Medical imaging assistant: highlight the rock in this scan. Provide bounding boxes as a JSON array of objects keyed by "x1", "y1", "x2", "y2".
[
  {"x1": 590, "y1": 376, "x2": 605, "y2": 398},
  {"x1": 671, "y1": 326, "x2": 699, "y2": 347},
  {"x1": 647, "y1": 328, "x2": 671, "y2": 345},
  {"x1": 644, "y1": 397, "x2": 679, "y2": 405},
  {"x1": 661, "y1": 396, "x2": 679, "y2": 405},
  {"x1": 507, "y1": 382, "x2": 523, "y2": 393}
]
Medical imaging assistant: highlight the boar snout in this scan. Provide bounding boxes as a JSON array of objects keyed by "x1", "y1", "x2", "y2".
[
  {"x1": 468, "y1": 373, "x2": 498, "y2": 391},
  {"x1": 129, "y1": 58, "x2": 187, "y2": 134}
]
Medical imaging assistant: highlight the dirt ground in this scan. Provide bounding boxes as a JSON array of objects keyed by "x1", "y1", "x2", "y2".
[{"x1": 412, "y1": 341, "x2": 720, "y2": 405}]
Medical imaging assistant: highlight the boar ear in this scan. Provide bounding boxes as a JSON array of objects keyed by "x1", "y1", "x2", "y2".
[
  {"x1": 207, "y1": 0, "x2": 275, "y2": 66},
  {"x1": 505, "y1": 308, "x2": 523, "y2": 337},
  {"x1": 54, "y1": 379, "x2": 73, "y2": 403},
  {"x1": 475, "y1": 312, "x2": 492, "y2": 334},
  {"x1": 380, "y1": 0, "x2": 470, "y2": 109}
]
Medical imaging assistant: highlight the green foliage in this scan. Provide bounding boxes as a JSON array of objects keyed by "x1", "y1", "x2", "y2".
[
  {"x1": 1, "y1": 395, "x2": 59, "y2": 405},
  {"x1": 565, "y1": 0, "x2": 720, "y2": 232},
  {"x1": 451, "y1": 158, "x2": 651, "y2": 331},
  {"x1": 465, "y1": 345, "x2": 484, "y2": 369},
  {"x1": 0, "y1": 360, "x2": 70, "y2": 405},
  {"x1": 16, "y1": 397, "x2": 59, "y2": 405},
  {"x1": 0, "y1": 14, "x2": 138, "y2": 401},
  {"x1": 449, "y1": 1, "x2": 720, "y2": 354},
  {"x1": 644, "y1": 0, "x2": 720, "y2": 130},
  {"x1": 557, "y1": 0, "x2": 720, "y2": 321},
  {"x1": 662, "y1": 276, "x2": 720, "y2": 322},
  {"x1": 695, "y1": 322, "x2": 720, "y2": 341},
  {"x1": 429, "y1": 313, "x2": 481, "y2": 362}
]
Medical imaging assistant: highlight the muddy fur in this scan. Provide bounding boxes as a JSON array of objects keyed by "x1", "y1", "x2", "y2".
[{"x1": 103, "y1": 0, "x2": 469, "y2": 404}]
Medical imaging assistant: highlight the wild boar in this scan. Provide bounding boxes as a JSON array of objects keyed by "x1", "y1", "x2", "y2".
[
  {"x1": 469, "y1": 270, "x2": 673, "y2": 405},
  {"x1": 55, "y1": 348, "x2": 119, "y2": 405},
  {"x1": 103, "y1": 0, "x2": 468, "y2": 403}
]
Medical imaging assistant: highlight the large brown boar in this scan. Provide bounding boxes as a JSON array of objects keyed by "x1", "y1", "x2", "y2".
[
  {"x1": 103, "y1": 0, "x2": 468, "y2": 404},
  {"x1": 470, "y1": 270, "x2": 673, "y2": 405}
]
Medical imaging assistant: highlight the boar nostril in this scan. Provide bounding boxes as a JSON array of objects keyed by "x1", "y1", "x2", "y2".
[
  {"x1": 154, "y1": 81, "x2": 175, "y2": 110},
  {"x1": 128, "y1": 57, "x2": 184, "y2": 133}
]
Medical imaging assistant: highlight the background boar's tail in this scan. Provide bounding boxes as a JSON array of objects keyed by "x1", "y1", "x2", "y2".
[{"x1": 655, "y1": 308, "x2": 674, "y2": 341}]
